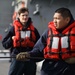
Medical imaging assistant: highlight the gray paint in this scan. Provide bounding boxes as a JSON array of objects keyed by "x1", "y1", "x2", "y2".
[
  {"x1": 0, "y1": 0, "x2": 75, "y2": 49},
  {"x1": 27, "y1": 0, "x2": 75, "y2": 35},
  {"x1": 0, "y1": 0, "x2": 14, "y2": 49}
]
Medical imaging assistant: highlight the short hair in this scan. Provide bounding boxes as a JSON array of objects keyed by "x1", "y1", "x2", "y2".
[
  {"x1": 55, "y1": 7, "x2": 72, "y2": 18},
  {"x1": 18, "y1": 7, "x2": 29, "y2": 15}
]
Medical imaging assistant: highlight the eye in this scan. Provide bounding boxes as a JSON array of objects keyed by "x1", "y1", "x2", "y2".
[
  {"x1": 23, "y1": 14, "x2": 28, "y2": 16},
  {"x1": 25, "y1": 15, "x2": 28, "y2": 17},
  {"x1": 22, "y1": 14, "x2": 28, "y2": 17}
]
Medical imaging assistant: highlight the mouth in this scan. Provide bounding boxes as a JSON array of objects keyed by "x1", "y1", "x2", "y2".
[
  {"x1": 22, "y1": 18, "x2": 28, "y2": 22},
  {"x1": 24, "y1": 18, "x2": 28, "y2": 22},
  {"x1": 54, "y1": 23, "x2": 57, "y2": 27}
]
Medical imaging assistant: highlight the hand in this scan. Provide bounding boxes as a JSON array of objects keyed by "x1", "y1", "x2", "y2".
[{"x1": 16, "y1": 52, "x2": 30, "y2": 61}]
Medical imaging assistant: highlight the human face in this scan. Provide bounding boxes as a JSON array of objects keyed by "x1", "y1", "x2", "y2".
[
  {"x1": 18, "y1": 11, "x2": 29, "y2": 25},
  {"x1": 53, "y1": 13, "x2": 69, "y2": 29}
]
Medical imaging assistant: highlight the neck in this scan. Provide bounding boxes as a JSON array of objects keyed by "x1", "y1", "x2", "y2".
[{"x1": 22, "y1": 22, "x2": 26, "y2": 26}]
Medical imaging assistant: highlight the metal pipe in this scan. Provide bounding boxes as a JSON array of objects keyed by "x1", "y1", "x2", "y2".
[
  {"x1": 0, "y1": 56, "x2": 45, "y2": 60},
  {"x1": 0, "y1": 56, "x2": 15, "y2": 58}
]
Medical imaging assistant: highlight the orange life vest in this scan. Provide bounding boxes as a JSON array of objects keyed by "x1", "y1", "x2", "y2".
[
  {"x1": 13, "y1": 20, "x2": 36, "y2": 47},
  {"x1": 44, "y1": 21, "x2": 75, "y2": 60}
]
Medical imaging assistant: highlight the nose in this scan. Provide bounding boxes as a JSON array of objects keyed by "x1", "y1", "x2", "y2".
[
  {"x1": 24, "y1": 15, "x2": 27, "y2": 18},
  {"x1": 53, "y1": 19, "x2": 57, "y2": 23}
]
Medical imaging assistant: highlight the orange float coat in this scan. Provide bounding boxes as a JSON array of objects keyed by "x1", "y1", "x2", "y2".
[
  {"x1": 13, "y1": 20, "x2": 36, "y2": 47},
  {"x1": 44, "y1": 21, "x2": 75, "y2": 60}
]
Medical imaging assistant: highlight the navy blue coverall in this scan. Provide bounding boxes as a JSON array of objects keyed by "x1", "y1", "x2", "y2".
[{"x1": 2, "y1": 19, "x2": 40, "y2": 75}]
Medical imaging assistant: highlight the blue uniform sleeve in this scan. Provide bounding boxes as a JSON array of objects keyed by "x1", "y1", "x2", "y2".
[
  {"x1": 29, "y1": 29, "x2": 48, "y2": 59},
  {"x1": 34, "y1": 28, "x2": 40, "y2": 42},
  {"x1": 2, "y1": 26, "x2": 14, "y2": 49}
]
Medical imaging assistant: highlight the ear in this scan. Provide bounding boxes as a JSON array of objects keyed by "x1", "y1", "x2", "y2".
[{"x1": 66, "y1": 17, "x2": 70, "y2": 23}]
